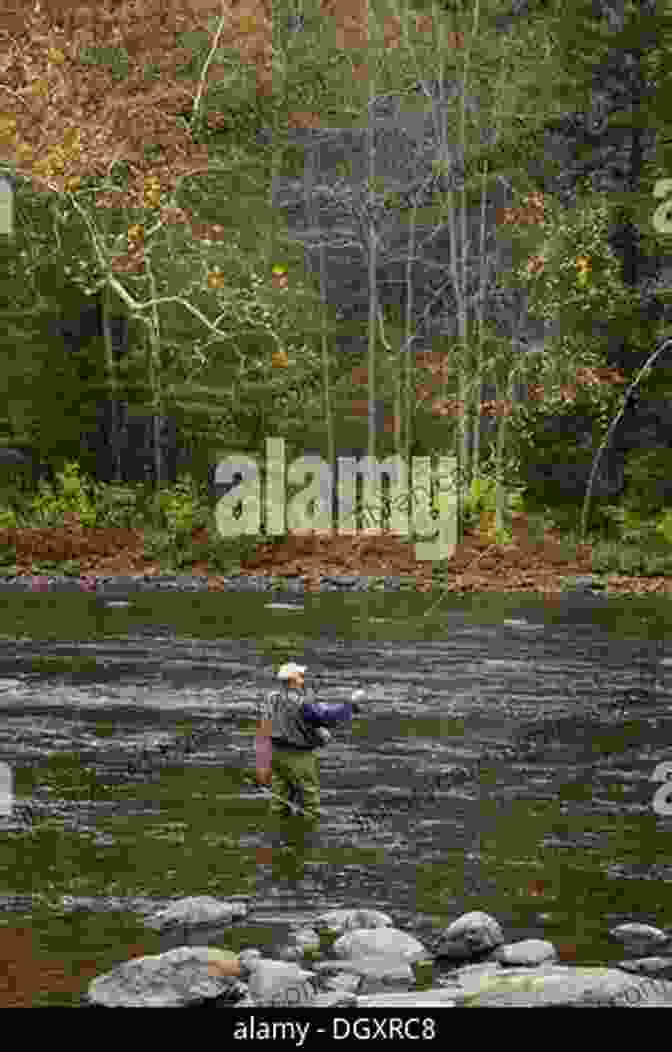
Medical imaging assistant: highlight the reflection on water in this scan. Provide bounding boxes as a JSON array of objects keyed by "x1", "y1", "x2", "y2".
[{"x1": 0, "y1": 588, "x2": 671, "y2": 1005}]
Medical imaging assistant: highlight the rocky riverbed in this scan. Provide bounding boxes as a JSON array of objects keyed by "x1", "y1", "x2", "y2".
[{"x1": 79, "y1": 900, "x2": 672, "y2": 1008}]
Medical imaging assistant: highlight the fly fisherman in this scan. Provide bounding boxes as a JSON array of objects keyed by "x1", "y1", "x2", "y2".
[{"x1": 255, "y1": 663, "x2": 364, "y2": 822}]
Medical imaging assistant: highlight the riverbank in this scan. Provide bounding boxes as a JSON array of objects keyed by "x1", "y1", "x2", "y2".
[{"x1": 0, "y1": 512, "x2": 670, "y2": 598}]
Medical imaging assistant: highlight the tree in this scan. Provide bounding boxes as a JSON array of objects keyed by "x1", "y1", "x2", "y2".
[
  {"x1": 479, "y1": 0, "x2": 672, "y2": 535},
  {"x1": 0, "y1": 0, "x2": 344, "y2": 491},
  {"x1": 273, "y1": 0, "x2": 574, "y2": 536}
]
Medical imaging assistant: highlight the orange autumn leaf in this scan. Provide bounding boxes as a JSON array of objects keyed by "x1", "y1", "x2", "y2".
[
  {"x1": 336, "y1": 24, "x2": 369, "y2": 50},
  {"x1": 271, "y1": 349, "x2": 289, "y2": 368},
  {"x1": 525, "y1": 254, "x2": 546, "y2": 276},
  {"x1": 527, "y1": 879, "x2": 548, "y2": 898},
  {"x1": 349, "y1": 399, "x2": 369, "y2": 416},
  {"x1": 207, "y1": 267, "x2": 226, "y2": 290},
  {"x1": 415, "y1": 14, "x2": 434, "y2": 33},
  {"x1": 557, "y1": 943, "x2": 579, "y2": 963},
  {"x1": 287, "y1": 111, "x2": 322, "y2": 129},
  {"x1": 383, "y1": 414, "x2": 400, "y2": 433},
  {"x1": 383, "y1": 15, "x2": 402, "y2": 48}
]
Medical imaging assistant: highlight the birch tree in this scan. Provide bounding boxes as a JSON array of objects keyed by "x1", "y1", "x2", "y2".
[
  {"x1": 0, "y1": 0, "x2": 339, "y2": 489},
  {"x1": 280, "y1": 0, "x2": 571, "y2": 536}
]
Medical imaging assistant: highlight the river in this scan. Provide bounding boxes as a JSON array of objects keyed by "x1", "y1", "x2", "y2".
[{"x1": 0, "y1": 586, "x2": 671, "y2": 1006}]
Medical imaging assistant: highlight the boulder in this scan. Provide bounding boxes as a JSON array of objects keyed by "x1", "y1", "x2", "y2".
[
  {"x1": 86, "y1": 947, "x2": 247, "y2": 1007},
  {"x1": 332, "y1": 926, "x2": 427, "y2": 963}
]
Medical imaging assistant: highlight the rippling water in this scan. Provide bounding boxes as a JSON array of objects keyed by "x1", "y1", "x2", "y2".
[{"x1": 1, "y1": 587, "x2": 671, "y2": 1006}]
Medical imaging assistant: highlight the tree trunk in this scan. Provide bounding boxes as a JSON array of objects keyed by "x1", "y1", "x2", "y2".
[
  {"x1": 366, "y1": 64, "x2": 378, "y2": 472},
  {"x1": 101, "y1": 284, "x2": 122, "y2": 483},
  {"x1": 304, "y1": 144, "x2": 336, "y2": 522},
  {"x1": 144, "y1": 265, "x2": 163, "y2": 496}
]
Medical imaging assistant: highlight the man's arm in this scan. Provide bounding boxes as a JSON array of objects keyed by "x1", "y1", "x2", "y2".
[{"x1": 301, "y1": 699, "x2": 354, "y2": 726}]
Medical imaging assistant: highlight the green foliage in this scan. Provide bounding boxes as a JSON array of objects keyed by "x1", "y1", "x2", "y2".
[
  {"x1": 597, "y1": 502, "x2": 652, "y2": 544},
  {"x1": 496, "y1": 369, "x2": 626, "y2": 533},
  {"x1": 60, "y1": 559, "x2": 81, "y2": 577},
  {"x1": 89, "y1": 483, "x2": 139, "y2": 530},
  {"x1": 26, "y1": 461, "x2": 98, "y2": 528},
  {"x1": 140, "y1": 526, "x2": 262, "y2": 575},
  {"x1": 590, "y1": 525, "x2": 672, "y2": 575},
  {"x1": 141, "y1": 530, "x2": 174, "y2": 563},
  {"x1": 655, "y1": 508, "x2": 672, "y2": 546},
  {"x1": 622, "y1": 447, "x2": 672, "y2": 520},
  {"x1": 0, "y1": 532, "x2": 17, "y2": 569},
  {"x1": 152, "y1": 474, "x2": 210, "y2": 538},
  {"x1": 77, "y1": 45, "x2": 130, "y2": 81},
  {"x1": 205, "y1": 535, "x2": 263, "y2": 573},
  {"x1": 0, "y1": 506, "x2": 17, "y2": 529}
]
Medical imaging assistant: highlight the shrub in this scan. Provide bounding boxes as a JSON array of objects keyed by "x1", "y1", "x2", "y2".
[
  {"x1": 0, "y1": 538, "x2": 16, "y2": 567},
  {"x1": 152, "y1": 474, "x2": 210, "y2": 538},
  {"x1": 0, "y1": 506, "x2": 17, "y2": 529},
  {"x1": 618, "y1": 546, "x2": 645, "y2": 575},
  {"x1": 142, "y1": 530, "x2": 173, "y2": 562},
  {"x1": 90, "y1": 482, "x2": 140, "y2": 529},
  {"x1": 655, "y1": 508, "x2": 672, "y2": 546},
  {"x1": 26, "y1": 461, "x2": 98, "y2": 528},
  {"x1": 623, "y1": 448, "x2": 672, "y2": 519},
  {"x1": 206, "y1": 535, "x2": 264, "y2": 573}
]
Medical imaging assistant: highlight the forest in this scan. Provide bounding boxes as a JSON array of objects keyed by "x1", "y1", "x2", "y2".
[{"x1": 1, "y1": 0, "x2": 672, "y2": 593}]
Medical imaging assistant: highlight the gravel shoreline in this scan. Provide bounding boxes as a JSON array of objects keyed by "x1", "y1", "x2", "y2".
[
  {"x1": 0, "y1": 573, "x2": 616, "y2": 595},
  {"x1": 0, "y1": 573, "x2": 420, "y2": 593}
]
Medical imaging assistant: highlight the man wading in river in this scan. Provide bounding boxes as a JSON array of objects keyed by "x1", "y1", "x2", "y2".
[{"x1": 255, "y1": 663, "x2": 363, "y2": 822}]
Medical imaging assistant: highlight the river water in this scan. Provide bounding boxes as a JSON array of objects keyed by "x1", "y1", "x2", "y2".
[{"x1": 1, "y1": 586, "x2": 672, "y2": 1006}]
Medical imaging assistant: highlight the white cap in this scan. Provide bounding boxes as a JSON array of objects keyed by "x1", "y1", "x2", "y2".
[{"x1": 277, "y1": 662, "x2": 307, "y2": 680}]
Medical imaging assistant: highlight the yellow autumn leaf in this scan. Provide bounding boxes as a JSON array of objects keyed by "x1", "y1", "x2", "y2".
[
  {"x1": 271, "y1": 349, "x2": 289, "y2": 368},
  {"x1": 207, "y1": 268, "x2": 225, "y2": 289},
  {"x1": 127, "y1": 224, "x2": 144, "y2": 241},
  {"x1": 15, "y1": 142, "x2": 34, "y2": 162},
  {"x1": 239, "y1": 14, "x2": 257, "y2": 32},
  {"x1": 48, "y1": 47, "x2": 66, "y2": 64},
  {"x1": 30, "y1": 79, "x2": 49, "y2": 98},
  {"x1": 65, "y1": 175, "x2": 81, "y2": 191},
  {"x1": 61, "y1": 127, "x2": 80, "y2": 150}
]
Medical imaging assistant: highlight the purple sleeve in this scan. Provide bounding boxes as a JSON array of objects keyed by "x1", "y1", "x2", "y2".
[{"x1": 302, "y1": 700, "x2": 353, "y2": 726}]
